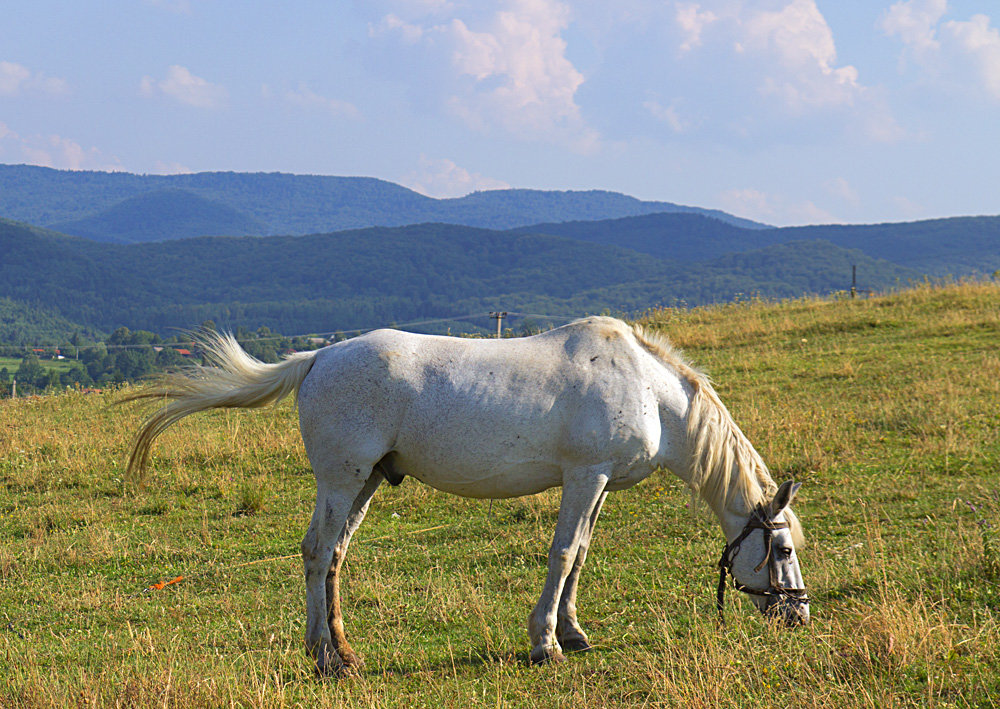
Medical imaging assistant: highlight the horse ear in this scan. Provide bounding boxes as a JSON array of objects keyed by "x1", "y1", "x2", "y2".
[{"x1": 769, "y1": 480, "x2": 801, "y2": 516}]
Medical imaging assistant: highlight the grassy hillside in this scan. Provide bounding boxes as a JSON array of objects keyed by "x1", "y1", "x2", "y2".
[{"x1": 1, "y1": 281, "x2": 997, "y2": 706}]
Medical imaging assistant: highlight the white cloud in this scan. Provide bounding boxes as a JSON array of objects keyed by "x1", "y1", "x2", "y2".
[
  {"x1": 675, "y1": 2, "x2": 717, "y2": 53},
  {"x1": 0, "y1": 62, "x2": 31, "y2": 94},
  {"x1": 140, "y1": 65, "x2": 227, "y2": 108},
  {"x1": 283, "y1": 83, "x2": 361, "y2": 119},
  {"x1": 401, "y1": 155, "x2": 510, "y2": 198},
  {"x1": 719, "y1": 186, "x2": 836, "y2": 226},
  {"x1": 881, "y1": 2, "x2": 1000, "y2": 100},
  {"x1": 879, "y1": 0, "x2": 947, "y2": 56},
  {"x1": 859, "y1": 101, "x2": 907, "y2": 143},
  {"x1": 448, "y1": 1, "x2": 586, "y2": 132},
  {"x1": 943, "y1": 14, "x2": 1000, "y2": 98},
  {"x1": 370, "y1": 13, "x2": 426, "y2": 43},
  {"x1": 738, "y1": 0, "x2": 861, "y2": 111},
  {"x1": 0, "y1": 61, "x2": 69, "y2": 96},
  {"x1": 655, "y1": 1, "x2": 901, "y2": 142},
  {"x1": 152, "y1": 161, "x2": 194, "y2": 174},
  {"x1": 891, "y1": 195, "x2": 927, "y2": 219},
  {"x1": 374, "y1": 0, "x2": 597, "y2": 149},
  {"x1": 0, "y1": 123, "x2": 121, "y2": 170},
  {"x1": 644, "y1": 98, "x2": 687, "y2": 132},
  {"x1": 824, "y1": 177, "x2": 860, "y2": 205}
]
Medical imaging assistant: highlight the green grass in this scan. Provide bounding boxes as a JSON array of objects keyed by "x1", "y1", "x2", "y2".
[
  {"x1": 0, "y1": 356, "x2": 76, "y2": 376},
  {"x1": 2, "y1": 281, "x2": 999, "y2": 707}
]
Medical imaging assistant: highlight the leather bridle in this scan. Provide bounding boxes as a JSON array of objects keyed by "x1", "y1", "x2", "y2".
[{"x1": 716, "y1": 507, "x2": 809, "y2": 621}]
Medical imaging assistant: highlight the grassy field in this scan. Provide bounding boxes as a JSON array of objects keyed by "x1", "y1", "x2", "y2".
[
  {"x1": 0, "y1": 356, "x2": 76, "y2": 376},
  {"x1": 1, "y1": 281, "x2": 999, "y2": 707}
]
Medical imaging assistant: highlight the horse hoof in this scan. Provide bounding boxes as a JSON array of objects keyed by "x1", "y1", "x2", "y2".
[
  {"x1": 560, "y1": 636, "x2": 592, "y2": 653},
  {"x1": 314, "y1": 649, "x2": 349, "y2": 679},
  {"x1": 529, "y1": 645, "x2": 567, "y2": 665},
  {"x1": 341, "y1": 651, "x2": 365, "y2": 672}
]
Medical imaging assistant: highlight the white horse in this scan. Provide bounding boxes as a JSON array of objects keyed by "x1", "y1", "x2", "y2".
[{"x1": 126, "y1": 316, "x2": 808, "y2": 675}]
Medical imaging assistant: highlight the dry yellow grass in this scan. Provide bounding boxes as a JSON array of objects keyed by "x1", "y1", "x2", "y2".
[{"x1": 1, "y1": 281, "x2": 999, "y2": 707}]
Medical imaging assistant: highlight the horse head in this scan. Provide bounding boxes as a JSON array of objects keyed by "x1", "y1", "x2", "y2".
[{"x1": 718, "y1": 479, "x2": 810, "y2": 626}]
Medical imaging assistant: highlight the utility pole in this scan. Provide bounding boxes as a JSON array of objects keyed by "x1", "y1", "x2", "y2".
[
  {"x1": 851, "y1": 265, "x2": 857, "y2": 299},
  {"x1": 489, "y1": 311, "x2": 507, "y2": 339}
]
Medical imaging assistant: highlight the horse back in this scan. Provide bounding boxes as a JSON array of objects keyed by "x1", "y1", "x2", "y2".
[{"x1": 297, "y1": 320, "x2": 676, "y2": 497}]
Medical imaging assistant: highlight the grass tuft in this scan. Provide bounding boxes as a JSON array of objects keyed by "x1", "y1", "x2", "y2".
[{"x1": 234, "y1": 478, "x2": 269, "y2": 516}]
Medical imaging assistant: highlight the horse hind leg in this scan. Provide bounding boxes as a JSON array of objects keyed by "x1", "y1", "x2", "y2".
[
  {"x1": 325, "y1": 471, "x2": 382, "y2": 670},
  {"x1": 301, "y1": 466, "x2": 378, "y2": 677},
  {"x1": 556, "y1": 490, "x2": 607, "y2": 653}
]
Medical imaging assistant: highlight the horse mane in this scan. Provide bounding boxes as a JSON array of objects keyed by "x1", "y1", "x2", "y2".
[{"x1": 629, "y1": 323, "x2": 804, "y2": 545}]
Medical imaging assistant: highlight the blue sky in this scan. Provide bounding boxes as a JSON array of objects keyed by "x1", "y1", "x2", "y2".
[{"x1": 1, "y1": 0, "x2": 997, "y2": 226}]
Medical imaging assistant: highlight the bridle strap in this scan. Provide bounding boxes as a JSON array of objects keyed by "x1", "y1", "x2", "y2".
[{"x1": 716, "y1": 512, "x2": 808, "y2": 622}]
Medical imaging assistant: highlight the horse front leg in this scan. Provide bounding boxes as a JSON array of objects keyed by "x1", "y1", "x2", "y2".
[
  {"x1": 556, "y1": 490, "x2": 607, "y2": 653},
  {"x1": 301, "y1": 467, "x2": 374, "y2": 677},
  {"x1": 528, "y1": 464, "x2": 610, "y2": 665},
  {"x1": 326, "y1": 471, "x2": 382, "y2": 671}
]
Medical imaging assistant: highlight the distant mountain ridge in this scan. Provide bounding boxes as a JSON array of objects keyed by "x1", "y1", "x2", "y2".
[
  {"x1": 0, "y1": 215, "x2": 925, "y2": 342},
  {"x1": 0, "y1": 164, "x2": 762, "y2": 243},
  {"x1": 2, "y1": 162, "x2": 998, "y2": 344},
  {"x1": 49, "y1": 189, "x2": 268, "y2": 244},
  {"x1": 518, "y1": 212, "x2": 1000, "y2": 276}
]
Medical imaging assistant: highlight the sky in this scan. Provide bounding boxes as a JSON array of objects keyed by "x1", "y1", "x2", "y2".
[{"x1": 1, "y1": 0, "x2": 998, "y2": 226}]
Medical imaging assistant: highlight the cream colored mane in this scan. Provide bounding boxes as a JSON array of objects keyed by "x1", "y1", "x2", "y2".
[{"x1": 630, "y1": 324, "x2": 803, "y2": 545}]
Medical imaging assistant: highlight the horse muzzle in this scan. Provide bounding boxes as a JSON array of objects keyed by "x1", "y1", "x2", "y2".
[{"x1": 764, "y1": 597, "x2": 810, "y2": 627}]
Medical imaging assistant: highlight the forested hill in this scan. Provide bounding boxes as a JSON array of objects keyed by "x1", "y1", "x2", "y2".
[
  {"x1": 49, "y1": 189, "x2": 268, "y2": 244},
  {"x1": 520, "y1": 212, "x2": 1000, "y2": 276},
  {"x1": 0, "y1": 215, "x2": 918, "y2": 343},
  {"x1": 0, "y1": 164, "x2": 760, "y2": 242}
]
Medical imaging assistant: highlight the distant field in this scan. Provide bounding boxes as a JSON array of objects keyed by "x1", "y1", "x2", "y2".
[
  {"x1": 1, "y1": 282, "x2": 998, "y2": 707},
  {"x1": 0, "y1": 356, "x2": 77, "y2": 378}
]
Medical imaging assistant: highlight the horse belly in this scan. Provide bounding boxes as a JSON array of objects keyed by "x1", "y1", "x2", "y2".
[
  {"x1": 388, "y1": 402, "x2": 568, "y2": 499},
  {"x1": 390, "y1": 451, "x2": 564, "y2": 499}
]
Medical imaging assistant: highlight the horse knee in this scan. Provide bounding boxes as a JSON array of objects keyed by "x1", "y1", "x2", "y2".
[
  {"x1": 549, "y1": 546, "x2": 575, "y2": 571},
  {"x1": 301, "y1": 533, "x2": 319, "y2": 563}
]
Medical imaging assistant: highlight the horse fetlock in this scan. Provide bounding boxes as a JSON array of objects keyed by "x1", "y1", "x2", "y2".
[
  {"x1": 338, "y1": 645, "x2": 365, "y2": 670},
  {"x1": 310, "y1": 639, "x2": 350, "y2": 678},
  {"x1": 529, "y1": 642, "x2": 567, "y2": 666},
  {"x1": 329, "y1": 627, "x2": 363, "y2": 670},
  {"x1": 527, "y1": 608, "x2": 556, "y2": 646}
]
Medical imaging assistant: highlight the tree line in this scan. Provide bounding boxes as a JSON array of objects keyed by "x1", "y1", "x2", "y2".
[{"x1": 0, "y1": 323, "x2": 328, "y2": 398}]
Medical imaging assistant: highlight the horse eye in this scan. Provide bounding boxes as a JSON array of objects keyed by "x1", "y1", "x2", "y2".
[{"x1": 779, "y1": 546, "x2": 793, "y2": 557}]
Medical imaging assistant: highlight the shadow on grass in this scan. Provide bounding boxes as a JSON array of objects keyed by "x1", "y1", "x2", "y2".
[{"x1": 370, "y1": 643, "x2": 610, "y2": 678}]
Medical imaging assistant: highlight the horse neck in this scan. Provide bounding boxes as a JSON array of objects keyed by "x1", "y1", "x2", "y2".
[
  {"x1": 680, "y1": 381, "x2": 773, "y2": 541},
  {"x1": 712, "y1": 471, "x2": 767, "y2": 542}
]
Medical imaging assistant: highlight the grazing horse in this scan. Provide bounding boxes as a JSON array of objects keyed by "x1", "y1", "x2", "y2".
[{"x1": 125, "y1": 316, "x2": 808, "y2": 675}]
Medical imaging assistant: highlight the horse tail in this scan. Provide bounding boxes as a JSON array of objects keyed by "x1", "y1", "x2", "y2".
[{"x1": 123, "y1": 331, "x2": 320, "y2": 480}]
